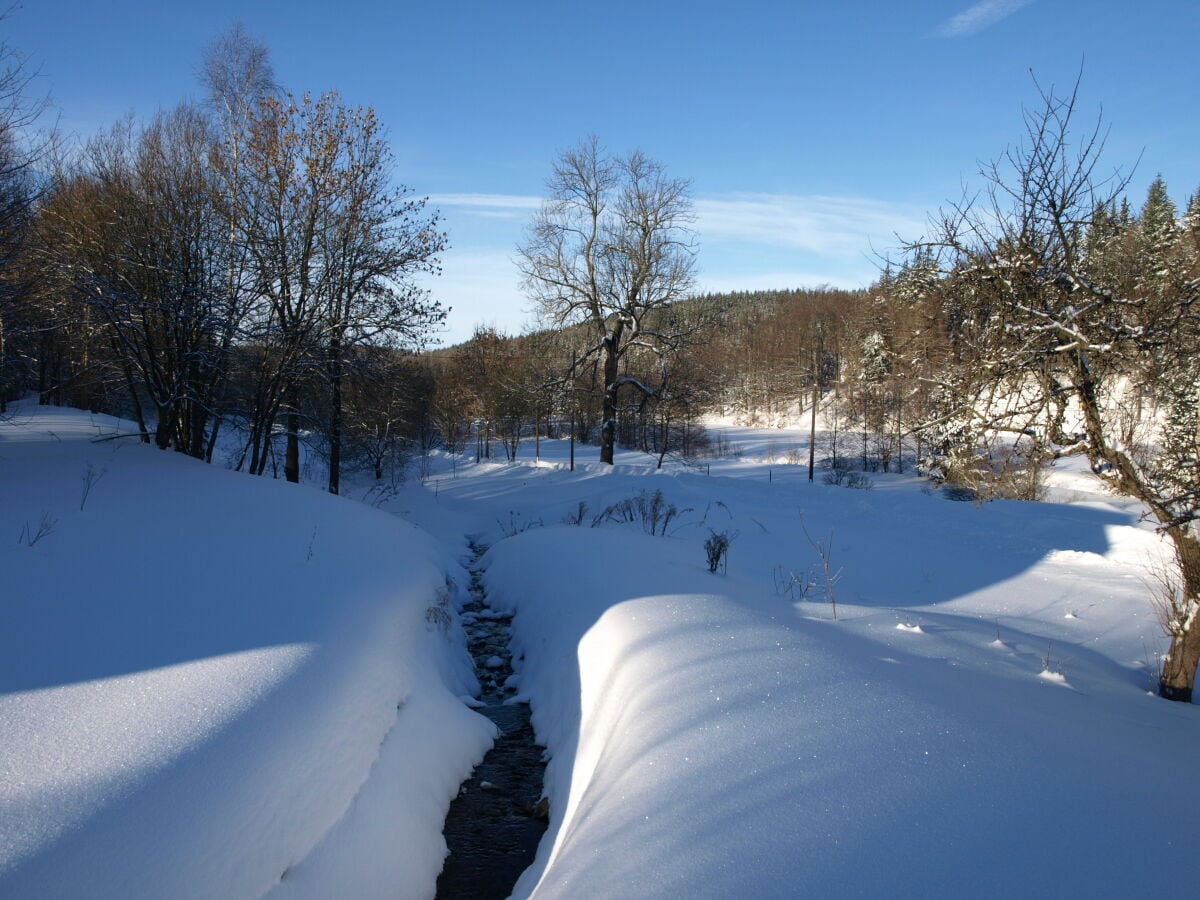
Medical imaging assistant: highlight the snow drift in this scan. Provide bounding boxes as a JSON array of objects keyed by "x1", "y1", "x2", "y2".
[{"x1": 0, "y1": 404, "x2": 493, "y2": 898}]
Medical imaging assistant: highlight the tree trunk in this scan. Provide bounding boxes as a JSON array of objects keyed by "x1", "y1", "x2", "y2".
[
  {"x1": 188, "y1": 401, "x2": 209, "y2": 459},
  {"x1": 327, "y1": 331, "x2": 343, "y2": 495},
  {"x1": 206, "y1": 415, "x2": 222, "y2": 464},
  {"x1": 284, "y1": 388, "x2": 301, "y2": 483},
  {"x1": 1159, "y1": 533, "x2": 1200, "y2": 702},
  {"x1": 154, "y1": 402, "x2": 174, "y2": 450},
  {"x1": 808, "y1": 371, "x2": 818, "y2": 482},
  {"x1": 247, "y1": 418, "x2": 263, "y2": 475},
  {"x1": 121, "y1": 359, "x2": 151, "y2": 443},
  {"x1": 1160, "y1": 631, "x2": 1200, "y2": 702},
  {"x1": 656, "y1": 410, "x2": 670, "y2": 469},
  {"x1": 0, "y1": 312, "x2": 6, "y2": 412},
  {"x1": 600, "y1": 340, "x2": 619, "y2": 465}
]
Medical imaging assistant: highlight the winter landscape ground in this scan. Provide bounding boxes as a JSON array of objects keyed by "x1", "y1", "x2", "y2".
[{"x1": 2, "y1": 400, "x2": 1198, "y2": 898}]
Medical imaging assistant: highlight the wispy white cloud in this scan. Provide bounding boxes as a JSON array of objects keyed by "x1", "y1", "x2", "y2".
[
  {"x1": 937, "y1": 0, "x2": 1034, "y2": 38},
  {"x1": 429, "y1": 191, "x2": 925, "y2": 258},
  {"x1": 428, "y1": 193, "x2": 542, "y2": 220},
  {"x1": 694, "y1": 193, "x2": 926, "y2": 259}
]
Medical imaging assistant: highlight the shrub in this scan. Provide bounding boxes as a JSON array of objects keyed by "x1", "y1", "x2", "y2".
[
  {"x1": 704, "y1": 529, "x2": 736, "y2": 574},
  {"x1": 592, "y1": 488, "x2": 691, "y2": 536},
  {"x1": 562, "y1": 500, "x2": 589, "y2": 526}
]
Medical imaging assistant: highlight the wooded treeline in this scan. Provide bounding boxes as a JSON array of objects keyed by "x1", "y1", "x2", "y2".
[
  {"x1": 2, "y1": 44, "x2": 1196, "y2": 494},
  {"x1": 0, "y1": 25, "x2": 445, "y2": 494}
]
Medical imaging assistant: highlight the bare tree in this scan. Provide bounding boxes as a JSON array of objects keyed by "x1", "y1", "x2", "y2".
[
  {"x1": 338, "y1": 348, "x2": 432, "y2": 483},
  {"x1": 518, "y1": 136, "x2": 702, "y2": 464},
  {"x1": 0, "y1": 16, "x2": 51, "y2": 409},
  {"x1": 232, "y1": 91, "x2": 445, "y2": 488},
  {"x1": 35, "y1": 106, "x2": 233, "y2": 454},
  {"x1": 200, "y1": 21, "x2": 276, "y2": 125},
  {"x1": 316, "y1": 101, "x2": 445, "y2": 494},
  {"x1": 237, "y1": 91, "x2": 341, "y2": 482},
  {"x1": 429, "y1": 352, "x2": 475, "y2": 454},
  {"x1": 199, "y1": 21, "x2": 276, "y2": 461},
  {"x1": 907, "y1": 75, "x2": 1200, "y2": 700}
]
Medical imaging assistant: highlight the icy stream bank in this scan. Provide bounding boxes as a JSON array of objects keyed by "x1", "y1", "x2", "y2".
[{"x1": 436, "y1": 543, "x2": 548, "y2": 899}]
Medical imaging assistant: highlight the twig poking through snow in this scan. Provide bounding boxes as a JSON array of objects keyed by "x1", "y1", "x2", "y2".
[{"x1": 799, "y1": 513, "x2": 842, "y2": 620}]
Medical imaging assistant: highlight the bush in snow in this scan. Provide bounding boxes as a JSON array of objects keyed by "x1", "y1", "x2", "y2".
[
  {"x1": 821, "y1": 457, "x2": 873, "y2": 490},
  {"x1": 498, "y1": 511, "x2": 543, "y2": 537},
  {"x1": 592, "y1": 489, "x2": 691, "y2": 536},
  {"x1": 425, "y1": 582, "x2": 453, "y2": 633},
  {"x1": 704, "y1": 529, "x2": 736, "y2": 574},
  {"x1": 562, "y1": 501, "x2": 589, "y2": 526}
]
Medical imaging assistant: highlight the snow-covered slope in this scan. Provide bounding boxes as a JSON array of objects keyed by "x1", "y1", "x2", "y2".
[
  {"x1": 396, "y1": 437, "x2": 1199, "y2": 898},
  {"x1": 0, "y1": 403, "x2": 494, "y2": 898}
]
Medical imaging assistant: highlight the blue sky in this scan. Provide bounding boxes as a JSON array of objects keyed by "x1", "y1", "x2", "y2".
[{"x1": 7, "y1": 1, "x2": 1199, "y2": 344}]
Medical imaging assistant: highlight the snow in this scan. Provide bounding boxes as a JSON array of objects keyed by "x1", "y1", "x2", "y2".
[
  {"x1": 4, "y1": 404, "x2": 1199, "y2": 898},
  {"x1": 398, "y1": 435, "x2": 1198, "y2": 897},
  {"x1": 0, "y1": 403, "x2": 494, "y2": 898},
  {"x1": 1037, "y1": 669, "x2": 1071, "y2": 687}
]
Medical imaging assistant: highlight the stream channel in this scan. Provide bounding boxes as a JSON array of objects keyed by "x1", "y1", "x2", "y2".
[{"x1": 435, "y1": 543, "x2": 548, "y2": 899}]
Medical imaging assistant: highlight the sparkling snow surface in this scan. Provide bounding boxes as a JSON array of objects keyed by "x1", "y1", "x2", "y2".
[
  {"x1": 4, "y1": 405, "x2": 1199, "y2": 897},
  {"x1": 399, "y1": 428, "x2": 1199, "y2": 898}
]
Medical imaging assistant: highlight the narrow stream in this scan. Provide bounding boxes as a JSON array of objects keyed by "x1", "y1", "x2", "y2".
[{"x1": 435, "y1": 543, "x2": 548, "y2": 900}]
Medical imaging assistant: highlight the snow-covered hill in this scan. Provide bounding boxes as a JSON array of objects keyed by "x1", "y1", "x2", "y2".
[{"x1": 0, "y1": 403, "x2": 493, "y2": 898}]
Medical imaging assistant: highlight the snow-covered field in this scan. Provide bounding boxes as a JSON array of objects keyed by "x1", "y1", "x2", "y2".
[{"x1": 3, "y1": 404, "x2": 1198, "y2": 897}]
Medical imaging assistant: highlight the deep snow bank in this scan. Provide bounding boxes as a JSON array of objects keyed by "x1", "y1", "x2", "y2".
[
  {"x1": 0, "y1": 405, "x2": 493, "y2": 898},
  {"x1": 484, "y1": 523, "x2": 1199, "y2": 898}
]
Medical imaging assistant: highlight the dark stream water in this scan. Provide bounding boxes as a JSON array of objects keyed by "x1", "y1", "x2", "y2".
[{"x1": 435, "y1": 546, "x2": 548, "y2": 900}]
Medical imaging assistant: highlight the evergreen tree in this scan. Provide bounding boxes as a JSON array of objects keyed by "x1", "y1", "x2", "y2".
[
  {"x1": 1182, "y1": 187, "x2": 1200, "y2": 255},
  {"x1": 1137, "y1": 175, "x2": 1181, "y2": 289}
]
